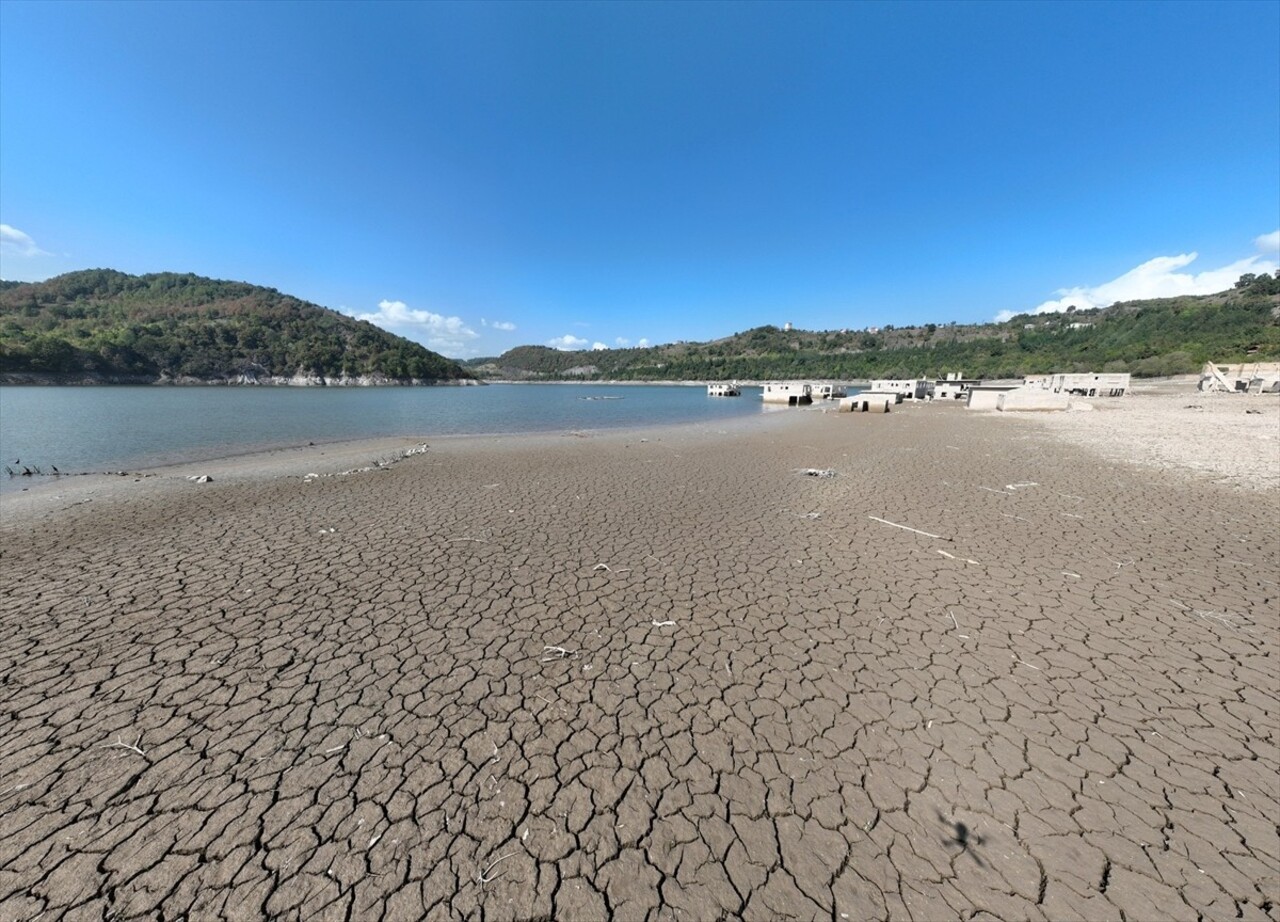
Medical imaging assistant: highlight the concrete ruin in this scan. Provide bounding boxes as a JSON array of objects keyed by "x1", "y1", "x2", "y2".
[
  {"x1": 839, "y1": 392, "x2": 893, "y2": 413},
  {"x1": 1023, "y1": 373, "x2": 1130, "y2": 397},
  {"x1": 965, "y1": 383, "x2": 1023, "y2": 410},
  {"x1": 869, "y1": 378, "x2": 932, "y2": 400},
  {"x1": 761, "y1": 382, "x2": 813, "y2": 405},
  {"x1": 997, "y1": 389, "x2": 1071, "y2": 411},
  {"x1": 1198, "y1": 362, "x2": 1280, "y2": 394},
  {"x1": 934, "y1": 372, "x2": 981, "y2": 401}
]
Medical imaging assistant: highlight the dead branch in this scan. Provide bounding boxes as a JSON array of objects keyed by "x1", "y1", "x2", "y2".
[
  {"x1": 868, "y1": 516, "x2": 944, "y2": 540},
  {"x1": 100, "y1": 733, "x2": 146, "y2": 756}
]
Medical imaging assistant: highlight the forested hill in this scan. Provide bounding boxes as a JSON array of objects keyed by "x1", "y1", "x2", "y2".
[
  {"x1": 0, "y1": 270, "x2": 474, "y2": 385},
  {"x1": 467, "y1": 274, "x2": 1280, "y2": 382}
]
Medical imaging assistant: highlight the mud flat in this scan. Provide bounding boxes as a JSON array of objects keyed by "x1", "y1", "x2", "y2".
[{"x1": 1, "y1": 400, "x2": 1276, "y2": 920}]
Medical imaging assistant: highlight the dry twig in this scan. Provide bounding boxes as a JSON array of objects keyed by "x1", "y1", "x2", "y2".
[
  {"x1": 477, "y1": 852, "x2": 515, "y2": 886},
  {"x1": 100, "y1": 733, "x2": 146, "y2": 756}
]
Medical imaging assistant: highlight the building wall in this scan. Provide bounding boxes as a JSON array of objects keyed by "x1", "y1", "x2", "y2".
[
  {"x1": 966, "y1": 386, "x2": 1020, "y2": 410},
  {"x1": 998, "y1": 390, "x2": 1071, "y2": 411},
  {"x1": 1030, "y1": 373, "x2": 1130, "y2": 396},
  {"x1": 870, "y1": 379, "x2": 931, "y2": 399}
]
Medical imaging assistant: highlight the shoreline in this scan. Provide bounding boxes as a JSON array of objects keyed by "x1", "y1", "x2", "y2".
[
  {"x1": 5, "y1": 388, "x2": 1276, "y2": 523},
  {"x1": 0, "y1": 405, "x2": 821, "y2": 524},
  {"x1": 0, "y1": 379, "x2": 788, "y2": 494}
]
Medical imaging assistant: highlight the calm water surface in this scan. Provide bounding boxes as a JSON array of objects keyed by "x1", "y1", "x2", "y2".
[{"x1": 0, "y1": 384, "x2": 777, "y2": 491}]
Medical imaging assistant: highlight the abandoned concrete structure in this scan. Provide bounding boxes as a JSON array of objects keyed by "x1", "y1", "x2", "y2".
[
  {"x1": 1199, "y1": 362, "x2": 1280, "y2": 393},
  {"x1": 869, "y1": 378, "x2": 932, "y2": 400},
  {"x1": 934, "y1": 372, "x2": 981, "y2": 400},
  {"x1": 965, "y1": 383, "x2": 1023, "y2": 410},
  {"x1": 761, "y1": 382, "x2": 813, "y2": 405},
  {"x1": 1023, "y1": 373, "x2": 1130, "y2": 397},
  {"x1": 839, "y1": 392, "x2": 894, "y2": 413}
]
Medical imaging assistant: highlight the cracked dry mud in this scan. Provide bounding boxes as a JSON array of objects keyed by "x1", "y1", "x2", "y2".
[{"x1": 1, "y1": 404, "x2": 1277, "y2": 921}]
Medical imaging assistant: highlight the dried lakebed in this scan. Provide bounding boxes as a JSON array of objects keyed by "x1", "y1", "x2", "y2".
[{"x1": 1, "y1": 404, "x2": 1276, "y2": 920}]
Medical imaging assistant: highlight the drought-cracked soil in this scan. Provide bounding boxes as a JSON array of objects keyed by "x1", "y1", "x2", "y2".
[{"x1": 1, "y1": 400, "x2": 1276, "y2": 921}]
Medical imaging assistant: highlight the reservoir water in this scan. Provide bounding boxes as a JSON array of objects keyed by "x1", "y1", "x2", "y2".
[{"x1": 0, "y1": 384, "x2": 784, "y2": 492}]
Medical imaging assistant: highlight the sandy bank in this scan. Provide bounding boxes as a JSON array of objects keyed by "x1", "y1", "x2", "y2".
[{"x1": 992, "y1": 389, "x2": 1280, "y2": 491}]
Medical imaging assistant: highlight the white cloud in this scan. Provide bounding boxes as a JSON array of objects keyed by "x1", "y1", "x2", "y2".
[
  {"x1": 638, "y1": 338, "x2": 650, "y2": 347},
  {"x1": 615, "y1": 337, "x2": 630, "y2": 347},
  {"x1": 591, "y1": 342, "x2": 609, "y2": 351},
  {"x1": 1256, "y1": 229, "x2": 1280, "y2": 257},
  {"x1": 491, "y1": 320, "x2": 516, "y2": 331},
  {"x1": 0, "y1": 223, "x2": 50, "y2": 258},
  {"x1": 548, "y1": 334, "x2": 589, "y2": 350},
  {"x1": 996, "y1": 240, "x2": 1280, "y2": 322},
  {"x1": 354, "y1": 299, "x2": 479, "y2": 355}
]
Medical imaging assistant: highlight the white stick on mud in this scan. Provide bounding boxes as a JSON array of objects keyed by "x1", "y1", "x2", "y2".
[{"x1": 868, "y1": 516, "x2": 943, "y2": 540}]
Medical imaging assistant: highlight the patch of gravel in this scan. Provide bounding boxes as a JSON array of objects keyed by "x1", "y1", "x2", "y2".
[{"x1": 1021, "y1": 390, "x2": 1279, "y2": 491}]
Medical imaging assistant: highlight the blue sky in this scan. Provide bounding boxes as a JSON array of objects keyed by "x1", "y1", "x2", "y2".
[{"x1": 2, "y1": 1, "x2": 1277, "y2": 358}]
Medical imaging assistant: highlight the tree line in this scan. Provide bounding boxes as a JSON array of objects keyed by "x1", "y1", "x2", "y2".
[{"x1": 471, "y1": 276, "x2": 1279, "y2": 381}]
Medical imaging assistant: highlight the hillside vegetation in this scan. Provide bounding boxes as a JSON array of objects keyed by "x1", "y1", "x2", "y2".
[
  {"x1": 467, "y1": 274, "x2": 1280, "y2": 381},
  {"x1": 0, "y1": 270, "x2": 473, "y2": 384}
]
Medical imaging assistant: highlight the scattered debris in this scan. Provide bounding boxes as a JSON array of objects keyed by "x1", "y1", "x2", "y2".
[
  {"x1": 540, "y1": 645, "x2": 576, "y2": 662},
  {"x1": 650, "y1": 619, "x2": 676, "y2": 627},
  {"x1": 798, "y1": 468, "x2": 837, "y2": 478},
  {"x1": 946, "y1": 610, "x2": 971, "y2": 639}
]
